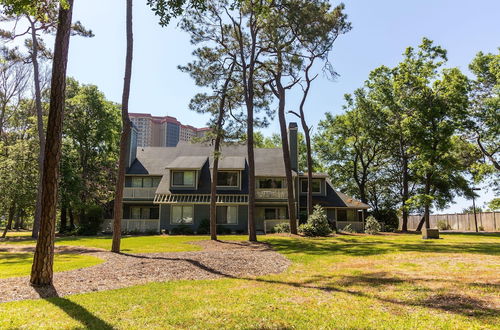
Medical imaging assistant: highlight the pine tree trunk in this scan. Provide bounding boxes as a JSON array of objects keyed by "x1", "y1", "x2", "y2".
[
  {"x1": 30, "y1": 18, "x2": 45, "y2": 239},
  {"x1": 112, "y1": 0, "x2": 133, "y2": 253},
  {"x1": 69, "y1": 208, "x2": 75, "y2": 231},
  {"x1": 302, "y1": 124, "x2": 313, "y2": 216},
  {"x1": 1, "y1": 204, "x2": 15, "y2": 238},
  {"x1": 30, "y1": 0, "x2": 74, "y2": 286},
  {"x1": 276, "y1": 81, "x2": 297, "y2": 234},
  {"x1": 401, "y1": 153, "x2": 409, "y2": 232},
  {"x1": 210, "y1": 146, "x2": 219, "y2": 240},
  {"x1": 247, "y1": 112, "x2": 257, "y2": 241},
  {"x1": 60, "y1": 204, "x2": 67, "y2": 233}
]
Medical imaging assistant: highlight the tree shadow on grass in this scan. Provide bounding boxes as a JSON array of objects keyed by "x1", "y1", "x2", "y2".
[{"x1": 33, "y1": 285, "x2": 113, "y2": 329}]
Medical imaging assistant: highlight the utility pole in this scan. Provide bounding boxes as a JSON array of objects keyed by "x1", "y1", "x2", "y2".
[{"x1": 472, "y1": 187, "x2": 481, "y2": 233}]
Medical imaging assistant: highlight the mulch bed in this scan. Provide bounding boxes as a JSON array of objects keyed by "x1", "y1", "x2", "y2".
[{"x1": 0, "y1": 240, "x2": 290, "y2": 303}]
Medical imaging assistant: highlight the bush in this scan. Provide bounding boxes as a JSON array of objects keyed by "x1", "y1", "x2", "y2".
[
  {"x1": 197, "y1": 218, "x2": 210, "y2": 235},
  {"x1": 364, "y1": 216, "x2": 381, "y2": 234},
  {"x1": 77, "y1": 205, "x2": 104, "y2": 236},
  {"x1": 217, "y1": 226, "x2": 232, "y2": 235},
  {"x1": 298, "y1": 205, "x2": 332, "y2": 237},
  {"x1": 170, "y1": 226, "x2": 194, "y2": 235},
  {"x1": 341, "y1": 224, "x2": 355, "y2": 233},
  {"x1": 437, "y1": 220, "x2": 451, "y2": 230},
  {"x1": 273, "y1": 222, "x2": 290, "y2": 233},
  {"x1": 479, "y1": 225, "x2": 484, "y2": 231},
  {"x1": 371, "y1": 209, "x2": 399, "y2": 232}
]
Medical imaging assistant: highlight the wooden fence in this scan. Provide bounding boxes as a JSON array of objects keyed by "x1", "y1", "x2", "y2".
[{"x1": 400, "y1": 212, "x2": 499, "y2": 232}]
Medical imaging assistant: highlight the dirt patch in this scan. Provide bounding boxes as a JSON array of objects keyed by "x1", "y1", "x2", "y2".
[{"x1": 0, "y1": 240, "x2": 290, "y2": 303}]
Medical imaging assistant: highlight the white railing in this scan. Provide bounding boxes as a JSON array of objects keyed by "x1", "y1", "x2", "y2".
[
  {"x1": 102, "y1": 219, "x2": 160, "y2": 233},
  {"x1": 264, "y1": 219, "x2": 297, "y2": 233},
  {"x1": 124, "y1": 187, "x2": 157, "y2": 199},
  {"x1": 336, "y1": 221, "x2": 364, "y2": 232},
  {"x1": 256, "y1": 188, "x2": 288, "y2": 199}
]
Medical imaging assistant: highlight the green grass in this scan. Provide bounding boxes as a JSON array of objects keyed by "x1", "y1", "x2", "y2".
[
  {"x1": 1, "y1": 233, "x2": 247, "y2": 253},
  {"x1": 0, "y1": 233, "x2": 499, "y2": 329},
  {"x1": 0, "y1": 252, "x2": 103, "y2": 279}
]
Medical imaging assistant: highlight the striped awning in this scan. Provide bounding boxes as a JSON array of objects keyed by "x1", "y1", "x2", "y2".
[{"x1": 154, "y1": 194, "x2": 248, "y2": 204}]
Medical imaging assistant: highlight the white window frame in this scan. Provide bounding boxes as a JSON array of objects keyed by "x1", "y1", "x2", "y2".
[
  {"x1": 257, "y1": 177, "x2": 286, "y2": 189},
  {"x1": 170, "y1": 205, "x2": 194, "y2": 224}
]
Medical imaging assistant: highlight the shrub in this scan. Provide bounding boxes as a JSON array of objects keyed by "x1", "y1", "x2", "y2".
[
  {"x1": 170, "y1": 226, "x2": 194, "y2": 235},
  {"x1": 437, "y1": 220, "x2": 451, "y2": 231},
  {"x1": 273, "y1": 222, "x2": 290, "y2": 233},
  {"x1": 479, "y1": 225, "x2": 484, "y2": 231},
  {"x1": 364, "y1": 216, "x2": 381, "y2": 234},
  {"x1": 77, "y1": 205, "x2": 104, "y2": 236},
  {"x1": 298, "y1": 205, "x2": 332, "y2": 237},
  {"x1": 341, "y1": 224, "x2": 355, "y2": 233},
  {"x1": 197, "y1": 218, "x2": 210, "y2": 235},
  {"x1": 371, "y1": 209, "x2": 399, "y2": 232},
  {"x1": 217, "y1": 226, "x2": 232, "y2": 235}
]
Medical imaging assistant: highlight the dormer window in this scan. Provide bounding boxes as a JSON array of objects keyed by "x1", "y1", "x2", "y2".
[
  {"x1": 172, "y1": 171, "x2": 195, "y2": 187},
  {"x1": 217, "y1": 171, "x2": 239, "y2": 187},
  {"x1": 301, "y1": 179, "x2": 321, "y2": 193}
]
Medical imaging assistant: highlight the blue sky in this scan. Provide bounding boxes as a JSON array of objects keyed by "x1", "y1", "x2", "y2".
[{"x1": 67, "y1": 0, "x2": 499, "y2": 212}]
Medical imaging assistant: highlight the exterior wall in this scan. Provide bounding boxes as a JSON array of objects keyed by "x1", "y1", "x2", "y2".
[
  {"x1": 166, "y1": 122, "x2": 180, "y2": 147},
  {"x1": 159, "y1": 204, "x2": 248, "y2": 234}
]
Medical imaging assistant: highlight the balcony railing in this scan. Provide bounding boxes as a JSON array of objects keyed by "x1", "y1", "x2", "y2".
[
  {"x1": 102, "y1": 218, "x2": 160, "y2": 233},
  {"x1": 124, "y1": 187, "x2": 157, "y2": 199},
  {"x1": 256, "y1": 188, "x2": 288, "y2": 199}
]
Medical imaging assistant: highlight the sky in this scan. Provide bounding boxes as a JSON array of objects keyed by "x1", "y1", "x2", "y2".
[{"x1": 57, "y1": 1, "x2": 500, "y2": 212}]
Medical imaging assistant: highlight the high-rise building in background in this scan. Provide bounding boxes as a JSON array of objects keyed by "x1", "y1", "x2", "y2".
[{"x1": 129, "y1": 113, "x2": 209, "y2": 147}]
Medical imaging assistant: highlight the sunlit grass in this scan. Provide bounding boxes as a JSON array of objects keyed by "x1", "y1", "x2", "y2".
[
  {"x1": 0, "y1": 233, "x2": 499, "y2": 329},
  {"x1": 0, "y1": 252, "x2": 103, "y2": 279}
]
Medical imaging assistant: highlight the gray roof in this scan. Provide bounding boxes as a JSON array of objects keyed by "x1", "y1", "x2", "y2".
[
  {"x1": 210, "y1": 156, "x2": 246, "y2": 170},
  {"x1": 167, "y1": 156, "x2": 208, "y2": 170},
  {"x1": 128, "y1": 142, "x2": 289, "y2": 177}
]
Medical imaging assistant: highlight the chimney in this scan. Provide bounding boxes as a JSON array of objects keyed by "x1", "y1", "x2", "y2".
[
  {"x1": 126, "y1": 123, "x2": 138, "y2": 168},
  {"x1": 288, "y1": 122, "x2": 298, "y2": 172}
]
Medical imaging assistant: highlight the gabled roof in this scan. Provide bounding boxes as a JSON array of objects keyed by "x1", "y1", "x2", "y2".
[
  {"x1": 127, "y1": 142, "x2": 290, "y2": 177},
  {"x1": 167, "y1": 156, "x2": 208, "y2": 170},
  {"x1": 299, "y1": 179, "x2": 370, "y2": 209},
  {"x1": 210, "y1": 156, "x2": 246, "y2": 170}
]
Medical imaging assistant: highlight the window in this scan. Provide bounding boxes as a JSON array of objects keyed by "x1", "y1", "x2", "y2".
[
  {"x1": 130, "y1": 206, "x2": 159, "y2": 219},
  {"x1": 217, "y1": 171, "x2": 239, "y2": 187},
  {"x1": 172, "y1": 171, "x2": 195, "y2": 187},
  {"x1": 130, "y1": 177, "x2": 161, "y2": 188},
  {"x1": 257, "y1": 178, "x2": 284, "y2": 189},
  {"x1": 216, "y1": 206, "x2": 238, "y2": 224},
  {"x1": 264, "y1": 208, "x2": 277, "y2": 220},
  {"x1": 301, "y1": 179, "x2": 321, "y2": 193},
  {"x1": 336, "y1": 209, "x2": 356, "y2": 222},
  {"x1": 171, "y1": 205, "x2": 194, "y2": 224}
]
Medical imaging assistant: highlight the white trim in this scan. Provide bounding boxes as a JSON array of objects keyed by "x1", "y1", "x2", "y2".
[{"x1": 215, "y1": 170, "x2": 241, "y2": 189}]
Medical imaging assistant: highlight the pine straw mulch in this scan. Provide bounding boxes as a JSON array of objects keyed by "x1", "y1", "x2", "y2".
[{"x1": 0, "y1": 240, "x2": 290, "y2": 303}]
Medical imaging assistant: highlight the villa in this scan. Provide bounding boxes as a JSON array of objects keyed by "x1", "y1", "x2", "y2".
[{"x1": 106, "y1": 123, "x2": 369, "y2": 234}]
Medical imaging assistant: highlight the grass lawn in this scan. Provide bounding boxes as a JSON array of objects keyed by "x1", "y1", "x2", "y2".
[
  {"x1": 0, "y1": 233, "x2": 499, "y2": 329},
  {"x1": 0, "y1": 252, "x2": 103, "y2": 279}
]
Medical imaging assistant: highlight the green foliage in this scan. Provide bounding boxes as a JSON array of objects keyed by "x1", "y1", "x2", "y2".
[
  {"x1": 273, "y1": 222, "x2": 290, "y2": 234},
  {"x1": 487, "y1": 198, "x2": 500, "y2": 211},
  {"x1": 364, "y1": 216, "x2": 381, "y2": 234},
  {"x1": 340, "y1": 224, "x2": 355, "y2": 233},
  {"x1": 298, "y1": 205, "x2": 332, "y2": 237},
  {"x1": 169, "y1": 226, "x2": 194, "y2": 235},
  {"x1": 437, "y1": 220, "x2": 451, "y2": 231},
  {"x1": 77, "y1": 205, "x2": 104, "y2": 236},
  {"x1": 371, "y1": 209, "x2": 399, "y2": 232},
  {"x1": 217, "y1": 226, "x2": 232, "y2": 235},
  {"x1": 196, "y1": 218, "x2": 210, "y2": 235},
  {"x1": 462, "y1": 206, "x2": 483, "y2": 214},
  {"x1": 147, "y1": 0, "x2": 207, "y2": 26}
]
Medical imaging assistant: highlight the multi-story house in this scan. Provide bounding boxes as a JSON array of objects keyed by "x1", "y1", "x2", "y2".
[
  {"x1": 129, "y1": 113, "x2": 209, "y2": 147},
  {"x1": 109, "y1": 123, "x2": 369, "y2": 234}
]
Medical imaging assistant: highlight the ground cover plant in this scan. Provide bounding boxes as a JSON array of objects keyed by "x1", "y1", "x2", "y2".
[{"x1": 0, "y1": 232, "x2": 498, "y2": 329}]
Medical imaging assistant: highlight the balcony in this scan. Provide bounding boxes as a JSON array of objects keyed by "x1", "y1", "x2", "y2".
[
  {"x1": 123, "y1": 187, "x2": 157, "y2": 199},
  {"x1": 256, "y1": 188, "x2": 288, "y2": 199}
]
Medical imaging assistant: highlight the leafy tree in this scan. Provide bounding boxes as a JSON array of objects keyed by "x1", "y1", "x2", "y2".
[
  {"x1": 315, "y1": 90, "x2": 386, "y2": 206},
  {"x1": 462, "y1": 205, "x2": 483, "y2": 214},
  {"x1": 466, "y1": 50, "x2": 500, "y2": 171},
  {"x1": 487, "y1": 197, "x2": 500, "y2": 211},
  {"x1": 61, "y1": 79, "x2": 120, "y2": 234},
  {"x1": 179, "y1": 0, "x2": 247, "y2": 240}
]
